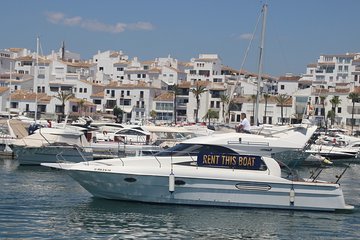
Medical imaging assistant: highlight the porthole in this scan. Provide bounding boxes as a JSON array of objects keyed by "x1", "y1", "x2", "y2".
[{"x1": 124, "y1": 177, "x2": 137, "y2": 183}]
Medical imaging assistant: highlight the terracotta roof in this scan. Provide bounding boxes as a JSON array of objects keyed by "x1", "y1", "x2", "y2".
[
  {"x1": 319, "y1": 62, "x2": 335, "y2": 66},
  {"x1": 322, "y1": 53, "x2": 356, "y2": 58},
  {"x1": 91, "y1": 91, "x2": 105, "y2": 98},
  {"x1": 114, "y1": 60, "x2": 129, "y2": 65},
  {"x1": 15, "y1": 55, "x2": 33, "y2": 61},
  {"x1": 61, "y1": 60, "x2": 93, "y2": 68},
  {"x1": 353, "y1": 86, "x2": 360, "y2": 93},
  {"x1": 105, "y1": 81, "x2": 158, "y2": 90},
  {"x1": 10, "y1": 90, "x2": 49, "y2": 102},
  {"x1": 307, "y1": 63, "x2": 317, "y2": 67},
  {"x1": 178, "y1": 81, "x2": 191, "y2": 88},
  {"x1": 0, "y1": 87, "x2": 9, "y2": 94},
  {"x1": 109, "y1": 52, "x2": 120, "y2": 58},
  {"x1": 154, "y1": 92, "x2": 174, "y2": 101},
  {"x1": 8, "y1": 48, "x2": 23, "y2": 53},
  {"x1": 69, "y1": 98, "x2": 95, "y2": 106},
  {"x1": 278, "y1": 76, "x2": 301, "y2": 81},
  {"x1": 141, "y1": 60, "x2": 154, "y2": 65}
]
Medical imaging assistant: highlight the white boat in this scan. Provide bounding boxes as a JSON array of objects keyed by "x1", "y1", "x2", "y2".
[
  {"x1": 305, "y1": 144, "x2": 359, "y2": 160},
  {"x1": 11, "y1": 127, "x2": 93, "y2": 165},
  {"x1": 41, "y1": 135, "x2": 353, "y2": 211}
]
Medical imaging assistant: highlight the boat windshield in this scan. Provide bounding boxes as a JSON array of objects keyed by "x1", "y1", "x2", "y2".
[{"x1": 155, "y1": 143, "x2": 238, "y2": 157}]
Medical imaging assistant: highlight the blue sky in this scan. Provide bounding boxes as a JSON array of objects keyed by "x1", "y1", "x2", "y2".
[{"x1": 1, "y1": 0, "x2": 359, "y2": 77}]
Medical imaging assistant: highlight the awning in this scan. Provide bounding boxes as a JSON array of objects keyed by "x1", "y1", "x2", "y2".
[{"x1": 122, "y1": 106, "x2": 133, "y2": 113}]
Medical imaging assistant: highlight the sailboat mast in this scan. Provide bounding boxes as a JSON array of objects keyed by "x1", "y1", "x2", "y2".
[
  {"x1": 254, "y1": 4, "x2": 267, "y2": 126},
  {"x1": 9, "y1": 62, "x2": 12, "y2": 119},
  {"x1": 34, "y1": 36, "x2": 39, "y2": 123}
]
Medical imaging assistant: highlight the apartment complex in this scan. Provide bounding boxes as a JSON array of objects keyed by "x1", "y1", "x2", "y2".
[{"x1": 1, "y1": 46, "x2": 360, "y2": 129}]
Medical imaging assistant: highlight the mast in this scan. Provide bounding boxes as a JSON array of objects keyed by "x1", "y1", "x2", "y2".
[
  {"x1": 9, "y1": 62, "x2": 12, "y2": 119},
  {"x1": 254, "y1": 4, "x2": 267, "y2": 126},
  {"x1": 34, "y1": 36, "x2": 39, "y2": 123}
]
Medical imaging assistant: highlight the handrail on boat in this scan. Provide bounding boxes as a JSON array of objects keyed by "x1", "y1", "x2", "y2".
[{"x1": 228, "y1": 140, "x2": 270, "y2": 146}]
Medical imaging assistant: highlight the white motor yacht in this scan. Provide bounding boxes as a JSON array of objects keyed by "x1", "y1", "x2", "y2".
[
  {"x1": 42, "y1": 140, "x2": 353, "y2": 211},
  {"x1": 41, "y1": 127, "x2": 353, "y2": 211},
  {"x1": 11, "y1": 127, "x2": 93, "y2": 165}
]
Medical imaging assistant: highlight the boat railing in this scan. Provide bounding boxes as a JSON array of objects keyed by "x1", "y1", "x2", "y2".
[{"x1": 228, "y1": 140, "x2": 270, "y2": 146}]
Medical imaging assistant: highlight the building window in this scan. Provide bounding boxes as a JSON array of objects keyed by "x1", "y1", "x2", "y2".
[
  {"x1": 338, "y1": 107, "x2": 341, "y2": 114},
  {"x1": 127, "y1": 91, "x2": 130, "y2": 96},
  {"x1": 99, "y1": 67, "x2": 103, "y2": 71},
  {"x1": 84, "y1": 88, "x2": 87, "y2": 93},
  {"x1": 281, "y1": 85, "x2": 285, "y2": 90},
  {"x1": 79, "y1": 88, "x2": 83, "y2": 93}
]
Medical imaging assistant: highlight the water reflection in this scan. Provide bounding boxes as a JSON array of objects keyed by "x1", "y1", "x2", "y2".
[{"x1": 0, "y1": 160, "x2": 360, "y2": 239}]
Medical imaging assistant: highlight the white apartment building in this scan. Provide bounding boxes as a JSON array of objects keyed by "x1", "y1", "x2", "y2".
[
  {"x1": 92, "y1": 50, "x2": 129, "y2": 83},
  {"x1": 302, "y1": 53, "x2": 359, "y2": 88},
  {"x1": 277, "y1": 75, "x2": 301, "y2": 95}
]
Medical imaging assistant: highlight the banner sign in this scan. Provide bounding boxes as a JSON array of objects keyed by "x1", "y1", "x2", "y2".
[{"x1": 197, "y1": 152, "x2": 264, "y2": 170}]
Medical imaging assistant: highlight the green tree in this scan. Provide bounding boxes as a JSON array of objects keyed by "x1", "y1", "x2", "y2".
[
  {"x1": 191, "y1": 82, "x2": 207, "y2": 123},
  {"x1": 150, "y1": 110, "x2": 157, "y2": 124},
  {"x1": 263, "y1": 93, "x2": 270, "y2": 124},
  {"x1": 250, "y1": 94, "x2": 256, "y2": 125},
  {"x1": 113, "y1": 106, "x2": 124, "y2": 123},
  {"x1": 347, "y1": 92, "x2": 359, "y2": 134},
  {"x1": 275, "y1": 94, "x2": 291, "y2": 125},
  {"x1": 319, "y1": 95, "x2": 327, "y2": 127},
  {"x1": 329, "y1": 96, "x2": 342, "y2": 125},
  {"x1": 78, "y1": 99, "x2": 86, "y2": 117},
  {"x1": 203, "y1": 109, "x2": 219, "y2": 125},
  {"x1": 220, "y1": 94, "x2": 229, "y2": 123},
  {"x1": 54, "y1": 90, "x2": 74, "y2": 121},
  {"x1": 171, "y1": 84, "x2": 180, "y2": 125},
  {"x1": 327, "y1": 110, "x2": 335, "y2": 126}
]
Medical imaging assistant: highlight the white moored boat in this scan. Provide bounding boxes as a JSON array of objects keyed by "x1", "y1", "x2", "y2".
[
  {"x1": 11, "y1": 127, "x2": 93, "y2": 165},
  {"x1": 42, "y1": 133, "x2": 353, "y2": 212}
]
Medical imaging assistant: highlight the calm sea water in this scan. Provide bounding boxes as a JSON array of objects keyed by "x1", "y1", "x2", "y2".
[{"x1": 0, "y1": 159, "x2": 359, "y2": 239}]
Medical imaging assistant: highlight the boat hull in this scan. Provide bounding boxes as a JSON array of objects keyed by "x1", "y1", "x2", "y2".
[
  {"x1": 67, "y1": 169, "x2": 351, "y2": 212},
  {"x1": 12, "y1": 145, "x2": 93, "y2": 165}
]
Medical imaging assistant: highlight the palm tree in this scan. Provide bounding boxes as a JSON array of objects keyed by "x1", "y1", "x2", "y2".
[
  {"x1": 327, "y1": 110, "x2": 335, "y2": 126},
  {"x1": 220, "y1": 94, "x2": 229, "y2": 123},
  {"x1": 250, "y1": 94, "x2": 256, "y2": 125},
  {"x1": 54, "y1": 90, "x2": 74, "y2": 122},
  {"x1": 275, "y1": 94, "x2": 291, "y2": 125},
  {"x1": 150, "y1": 110, "x2": 157, "y2": 124},
  {"x1": 78, "y1": 99, "x2": 86, "y2": 117},
  {"x1": 319, "y1": 95, "x2": 327, "y2": 127},
  {"x1": 171, "y1": 84, "x2": 180, "y2": 125},
  {"x1": 329, "y1": 96, "x2": 342, "y2": 126},
  {"x1": 191, "y1": 82, "x2": 207, "y2": 123},
  {"x1": 263, "y1": 93, "x2": 270, "y2": 124},
  {"x1": 347, "y1": 92, "x2": 359, "y2": 134}
]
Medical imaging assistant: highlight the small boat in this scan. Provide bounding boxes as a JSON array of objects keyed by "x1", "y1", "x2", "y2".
[
  {"x1": 11, "y1": 127, "x2": 93, "y2": 165},
  {"x1": 305, "y1": 144, "x2": 359, "y2": 160}
]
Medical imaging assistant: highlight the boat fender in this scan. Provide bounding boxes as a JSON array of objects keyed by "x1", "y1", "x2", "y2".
[
  {"x1": 289, "y1": 188, "x2": 295, "y2": 205},
  {"x1": 169, "y1": 172, "x2": 175, "y2": 193}
]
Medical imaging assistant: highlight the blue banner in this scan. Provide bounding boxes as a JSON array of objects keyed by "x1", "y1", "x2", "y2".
[{"x1": 197, "y1": 153, "x2": 264, "y2": 170}]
